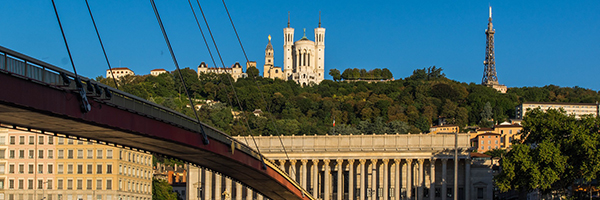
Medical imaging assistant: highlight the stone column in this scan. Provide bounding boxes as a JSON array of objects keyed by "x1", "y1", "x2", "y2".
[
  {"x1": 312, "y1": 159, "x2": 319, "y2": 199},
  {"x1": 337, "y1": 159, "x2": 344, "y2": 200},
  {"x1": 394, "y1": 159, "x2": 401, "y2": 200},
  {"x1": 257, "y1": 194, "x2": 263, "y2": 200},
  {"x1": 225, "y1": 178, "x2": 232, "y2": 200},
  {"x1": 382, "y1": 159, "x2": 389, "y2": 200},
  {"x1": 246, "y1": 187, "x2": 252, "y2": 200},
  {"x1": 280, "y1": 160, "x2": 286, "y2": 172},
  {"x1": 205, "y1": 170, "x2": 212, "y2": 200},
  {"x1": 370, "y1": 159, "x2": 377, "y2": 200},
  {"x1": 349, "y1": 159, "x2": 355, "y2": 200},
  {"x1": 441, "y1": 159, "x2": 447, "y2": 200},
  {"x1": 235, "y1": 182, "x2": 242, "y2": 200},
  {"x1": 290, "y1": 160, "x2": 297, "y2": 181},
  {"x1": 360, "y1": 159, "x2": 366, "y2": 200},
  {"x1": 406, "y1": 159, "x2": 412, "y2": 200},
  {"x1": 324, "y1": 159, "x2": 331, "y2": 200},
  {"x1": 466, "y1": 158, "x2": 471, "y2": 200},
  {"x1": 301, "y1": 159, "x2": 308, "y2": 189},
  {"x1": 215, "y1": 173, "x2": 222, "y2": 200},
  {"x1": 430, "y1": 159, "x2": 436, "y2": 200},
  {"x1": 418, "y1": 159, "x2": 424, "y2": 200}
]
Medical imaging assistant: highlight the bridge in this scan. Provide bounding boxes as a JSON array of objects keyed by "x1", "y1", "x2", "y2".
[{"x1": 0, "y1": 45, "x2": 313, "y2": 200}]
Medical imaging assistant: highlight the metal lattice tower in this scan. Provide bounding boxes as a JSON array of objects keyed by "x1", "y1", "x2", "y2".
[{"x1": 482, "y1": 6, "x2": 498, "y2": 85}]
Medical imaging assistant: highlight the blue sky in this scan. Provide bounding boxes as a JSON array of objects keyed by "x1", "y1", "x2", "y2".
[{"x1": 1, "y1": 1, "x2": 599, "y2": 90}]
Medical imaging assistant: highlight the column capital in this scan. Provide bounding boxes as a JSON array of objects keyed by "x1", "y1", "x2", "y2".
[
  {"x1": 336, "y1": 158, "x2": 344, "y2": 163},
  {"x1": 394, "y1": 158, "x2": 401, "y2": 164},
  {"x1": 323, "y1": 159, "x2": 330, "y2": 164},
  {"x1": 418, "y1": 159, "x2": 424, "y2": 164},
  {"x1": 430, "y1": 157, "x2": 437, "y2": 162},
  {"x1": 406, "y1": 159, "x2": 413, "y2": 164},
  {"x1": 348, "y1": 159, "x2": 355, "y2": 164},
  {"x1": 312, "y1": 159, "x2": 319, "y2": 163},
  {"x1": 280, "y1": 159, "x2": 287, "y2": 164},
  {"x1": 301, "y1": 159, "x2": 309, "y2": 164},
  {"x1": 290, "y1": 160, "x2": 297, "y2": 164},
  {"x1": 382, "y1": 159, "x2": 389, "y2": 164},
  {"x1": 359, "y1": 159, "x2": 367, "y2": 164},
  {"x1": 370, "y1": 159, "x2": 378, "y2": 164},
  {"x1": 441, "y1": 158, "x2": 448, "y2": 164}
]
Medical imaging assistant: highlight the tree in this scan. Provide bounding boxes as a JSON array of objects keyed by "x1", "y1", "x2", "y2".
[
  {"x1": 153, "y1": 178, "x2": 178, "y2": 200},
  {"x1": 495, "y1": 108, "x2": 600, "y2": 196},
  {"x1": 479, "y1": 102, "x2": 494, "y2": 127},
  {"x1": 246, "y1": 66, "x2": 259, "y2": 78},
  {"x1": 329, "y1": 69, "x2": 341, "y2": 81}
]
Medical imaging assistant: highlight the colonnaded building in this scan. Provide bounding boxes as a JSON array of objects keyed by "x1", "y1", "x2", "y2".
[
  {"x1": 187, "y1": 134, "x2": 494, "y2": 200},
  {"x1": 263, "y1": 14, "x2": 325, "y2": 86}
]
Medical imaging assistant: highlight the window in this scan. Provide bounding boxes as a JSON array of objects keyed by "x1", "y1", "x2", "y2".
[
  {"x1": 67, "y1": 164, "x2": 73, "y2": 174},
  {"x1": 488, "y1": 141, "x2": 491, "y2": 144},
  {"x1": 28, "y1": 179, "x2": 33, "y2": 189},
  {"x1": 48, "y1": 164, "x2": 53, "y2": 174},
  {"x1": 477, "y1": 187, "x2": 484, "y2": 199},
  {"x1": 96, "y1": 179, "x2": 102, "y2": 190},
  {"x1": 8, "y1": 164, "x2": 14, "y2": 174},
  {"x1": 48, "y1": 150, "x2": 53, "y2": 159},
  {"x1": 480, "y1": 141, "x2": 484, "y2": 144},
  {"x1": 68, "y1": 139, "x2": 73, "y2": 145},
  {"x1": 8, "y1": 180, "x2": 14, "y2": 189},
  {"x1": 495, "y1": 141, "x2": 498, "y2": 144},
  {"x1": 97, "y1": 150, "x2": 103, "y2": 159},
  {"x1": 107, "y1": 164, "x2": 112, "y2": 174},
  {"x1": 0, "y1": 150, "x2": 4, "y2": 159},
  {"x1": 106, "y1": 179, "x2": 112, "y2": 190},
  {"x1": 87, "y1": 150, "x2": 93, "y2": 159},
  {"x1": 38, "y1": 180, "x2": 43, "y2": 189},
  {"x1": 87, "y1": 164, "x2": 93, "y2": 174},
  {"x1": 58, "y1": 149, "x2": 64, "y2": 159},
  {"x1": 68, "y1": 150, "x2": 73, "y2": 159},
  {"x1": 29, "y1": 136, "x2": 34, "y2": 145},
  {"x1": 0, "y1": 165, "x2": 4, "y2": 174},
  {"x1": 0, "y1": 136, "x2": 4, "y2": 145},
  {"x1": 39, "y1": 150, "x2": 44, "y2": 159},
  {"x1": 9, "y1": 136, "x2": 15, "y2": 145},
  {"x1": 58, "y1": 137, "x2": 64, "y2": 144},
  {"x1": 19, "y1": 136, "x2": 25, "y2": 144},
  {"x1": 19, "y1": 164, "x2": 24, "y2": 174},
  {"x1": 9, "y1": 150, "x2": 14, "y2": 159},
  {"x1": 67, "y1": 179, "x2": 73, "y2": 190},
  {"x1": 57, "y1": 179, "x2": 63, "y2": 189},
  {"x1": 18, "y1": 150, "x2": 24, "y2": 158},
  {"x1": 87, "y1": 179, "x2": 92, "y2": 190},
  {"x1": 481, "y1": 146, "x2": 484, "y2": 150},
  {"x1": 38, "y1": 136, "x2": 44, "y2": 145},
  {"x1": 28, "y1": 164, "x2": 33, "y2": 174},
  {"x1": 58, "y1": 164, "x2": 63, "y2": 174},
  {"x1": 107, "y1": 150, "x2": 113, "y2": 159},
  {"x1": 77, "y1": 140, "x2": 83, "y2": 145},
  {"x1": 97, "y1": 164, "x2": 102, "y2": 174},
  {"x1": 77, "y1": 164, "x2": 83, "y2": 174},
  {"x1": 77, "y1": 150, "x2": 83, "y2": 159},
  {"x1": 28, "y1": 150, "x2": 34, "y2": 159},
  {"x1": 18, "y1": 180, "x2": 23, "y2": 189},
  {"x1": 47, "y1": 180, "x2": 53, "y2": 189},
  {"x1": 48, "y1": 136, "x2": 53, "y2": 144},
  {"x1": 38, "y1": 164, "x2": 43, "y2": 174}
]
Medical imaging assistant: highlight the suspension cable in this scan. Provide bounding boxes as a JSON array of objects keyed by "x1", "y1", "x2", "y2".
[
  {"x1": 186, "y1": 0, "x2": 218, "y2": 71},
  {"x1": 51, "y1": 0, "x2": 80, "y2": 79},
  {"x1": 193, "y1": 0, "x2": 266, "y2": 169},
  {"x1": 220, "y1": 0, "x2": 295, "y2": 175},
  {"x1": 84, "y1": 0, "x2": 119, "y2": 89},
  {"x1": 149, "y1": 0, "x2": 209, "y2": 145}
]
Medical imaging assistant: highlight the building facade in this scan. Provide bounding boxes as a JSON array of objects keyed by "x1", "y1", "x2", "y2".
[
  {"x1": 515, "y1": 102, "x2": 599, "y2": 119},
  {"x1": 0, "y1": 128, "x2": 152, "y2": 200},
  {"x1": 197, "y1": 62, "x2": 248, "y2": 82},
  {"x1": 186, "y1": 134, "x2": 493, "y2": 200},
  {"x1": 264, "y1": 15, "x2": 325, "y2": 86},
  {"x1": 106, "y1": 68, "x2": 134, "y2": 79},
  {"x1": 150, "y1": 69, "x2": 167, "y2": 76}
]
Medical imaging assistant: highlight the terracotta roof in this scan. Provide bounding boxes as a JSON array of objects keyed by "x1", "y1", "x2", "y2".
[
  {"x1": 495, "y1": 124, "x2": 522, "y2": 128},
  {"x1": 477, "y1": 128, "x2": 494, "y2": 131},
  {"x1": 471, "y1": 152, "x2": 492, "y2": 158},
  {"x1": 477, "y1": 132, "x2": 500, "y2": 136},
  {"x1": 151, "y1": 69, "x2": 167, "y2": 71},
  {"x1": 522, "y1": 102, "x2": 598, "y2": 106},
  {"x1": 431, "y1": 125, "x2": 458, "y2": 128},
  {"x1": 109, "y1": 67, "x2": 131, "y2": 71}
]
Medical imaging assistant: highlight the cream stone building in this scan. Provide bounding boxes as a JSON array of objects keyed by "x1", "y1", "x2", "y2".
[
  {"x1": 515, "y1": 102, "x2": 599, "y2": 119},
  {"x1": 106, "y1": 68, "x2": 134, "y2": 79},
  {"x1": 264, "y1": 16, "x2": 325, "y2": 86},
  {"x1": 188, "y1": 134, "x2": 494, "y2": 200},
  {"x1": 197, "y1": 62, "x2": 248, "y2": 82},
  {"x1": 0, "y1": 128, "x2": 153, "y2": 200},
  {"x1": 150, "y1": 69, "x2": 167, "y2": 76}
]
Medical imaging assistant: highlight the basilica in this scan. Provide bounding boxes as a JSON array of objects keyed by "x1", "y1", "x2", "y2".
[{"x1": 264, "y1": 15, "x2": 325, "y2": 86}]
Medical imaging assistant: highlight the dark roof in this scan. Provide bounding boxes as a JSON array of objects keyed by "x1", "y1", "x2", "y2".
[
  {"x1": 477, "y1": 132, "x2": 500, "y2": 136},
  {"x1": 477, "y1": 128, "x2": 494, "y2": 131},
  {"x1": 265, "y1": 40, "x2": 273, "y2": 50},
  {"x1": 495, "y1": 124, "x2": 522, "y2": 128},
  {"x1": 471, "y1": 152, "x2": 492, "y2": 158}
]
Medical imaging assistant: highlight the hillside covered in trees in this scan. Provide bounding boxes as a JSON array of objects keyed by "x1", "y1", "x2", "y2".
[{"x1": 96, "y1": 66, "x2": 600, "y2": 136}]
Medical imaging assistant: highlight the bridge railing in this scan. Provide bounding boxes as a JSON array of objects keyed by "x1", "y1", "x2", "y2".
[{"x1": 0, "y1": 45, "x2": 262, "y2": 162}]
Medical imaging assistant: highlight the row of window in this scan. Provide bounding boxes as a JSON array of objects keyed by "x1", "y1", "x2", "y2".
[
  {"x1": 1, "y1": 149, "x2": 113, "y2": 159},
  {"x1": 6, "y1": 163, "x2": 113, "y2": 175},
  {"x1": 2, "y1": 135, "x2": 54, "y2": 145},
  {"x1": 5, "y1": 178, "x2": 113, "y2": 191},
  {"x1": 118, "y1": 164, "x2": 152, "y2": 180},
  {"x1": 5, "y1": 194, "x2": 122, "y2": 200},
  {"x1": 119, "y1": 151, "x2": 152, "y2": 166},
  {"x1": 118, "y1": 179, "x2": 151, "y2": 194}
]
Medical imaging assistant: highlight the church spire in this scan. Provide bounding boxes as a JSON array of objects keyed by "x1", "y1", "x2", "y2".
[
  {"x1": 287, "y1": 11, "x2": 290, "y2": 28},
  {"x1": 318, "y1": 11, "x2": 321, "y2": 28}
]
